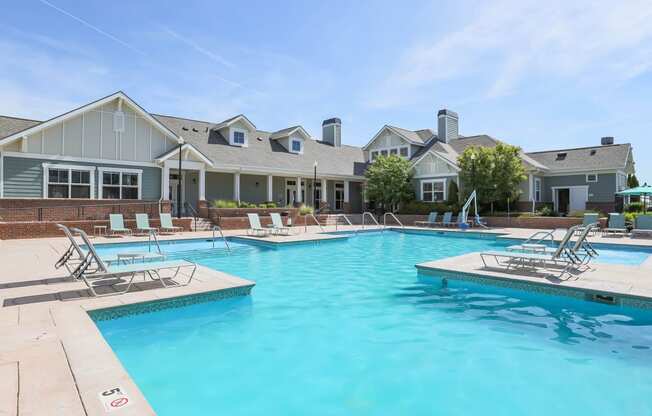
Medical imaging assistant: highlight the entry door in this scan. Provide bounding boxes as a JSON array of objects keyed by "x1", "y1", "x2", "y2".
[
  {"x1": 285, "y1": 180, "x2": 297, "y2": 206},
  {"x1": 169, "y1": 173, "x2": 185, "y2": 214},
  {"x1": 569, "y1": 187, "x2": 588, "y2": 212}
]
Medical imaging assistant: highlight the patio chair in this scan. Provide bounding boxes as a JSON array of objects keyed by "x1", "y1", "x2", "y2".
[
  {"x1": 109, "y1": 214, "x2": 132, "y2": 236},
  {"x1": 415, "y1": 212, "x2": 438, "y2": 227},
  {"x1": 54, "y1": 224, "x2": 165, "y2": 277},
  {"x1": 481, "y1": 225, "x2": 580, "y2": 276},
  {"x1": 70, "y1": 228, "x2": 196, "y2": 297},
  {"x1": 135, "y1": 213, "x2": 158, "y2": 235},
  {"x1": 439, "y1": 212, "x2": 454, "y2": 227},
  {"x1": 159, "y1": 213, "x2": 184, "y2": 234},
  {"x1": 247, "y1": 213, "x2": 270, "y2": 236},
  {"x1": 575, "y1": 213, "x2": 600, "y2": 236},
  {"x1": 602, "y1": 213, "x2": 628, "y2": 237},
  {"x1": 507, "y1": 225, "x2": 597, "y2": 266},
  {"x1": 632, "y1": 215, "x2": 652, "y2": 238},
  {"x1": 269, "y1": 213, "x2": 290, "y2": 235}
]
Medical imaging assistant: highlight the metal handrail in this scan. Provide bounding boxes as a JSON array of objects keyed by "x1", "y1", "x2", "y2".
[
  {"x1": 304, "y1": 213, "x2": 325, "y2": 232},
  {"x1": 522, "y1": 229, "x2": 556, "y2": 246},
  {"x1": 212, "y1": 226, "x2": 231, "y2": 252},
  {"x1": 315, "y1": 202, "x2": 330, "y2": 215},
  {"x1": 148, "y1": 230, "x2": 162, "y2": 254},
  {"x1": 334, "y1": 214, "x2": 357, "y2": 233},
  {"x1": 383, "y1": 212, "x2": 404, "y2": 229},
  {"x1": 184, "y1": 202, "x2": 199, "y2": 231},
  {"x1": 361, "y1": 212, "x2": 380, "y2": 230}
]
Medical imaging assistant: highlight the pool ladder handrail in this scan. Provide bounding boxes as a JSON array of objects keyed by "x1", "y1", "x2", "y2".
[
  {"x1": 334, "y1": 214, "x2": 357, "y2": 233},
  {"x1": 361, "y1": 212, "x2": 380, "y2": 230},
  {"x1": 212, "y1": 225, "x2": 231, "y2": 252},
  {"x1": 522, "y1": 229, "x2": 556, "y2": 247},
  {"x1": 148, "y1": 230, "x2": 162, "y2": 254},
  {"x1": 382, "y1": 212, "x2": 404, "y2": 230},
  {"x1": 304, "y1": 213, "x2": 325, "y2": 233}
]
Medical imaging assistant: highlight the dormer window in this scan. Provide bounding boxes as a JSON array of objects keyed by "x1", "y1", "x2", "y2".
[
  {"x1": 291, "y1": 139, "x2": 303, "y2": 153},
  {"x1": 556, "y1": 152, "x2": 567, "y2": 161},
  {"x1": 231, "y1": 129, "x2": 247, "y2": 146}
]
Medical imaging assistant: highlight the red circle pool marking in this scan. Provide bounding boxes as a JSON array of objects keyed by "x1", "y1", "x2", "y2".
[{"x1": 110, "y1": 397, "x2": 129, "y2": 408}]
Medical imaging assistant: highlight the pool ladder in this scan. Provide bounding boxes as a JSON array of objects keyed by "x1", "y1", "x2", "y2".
[
  {"x1": 304, "y1": 213, "x2": 325, "y2": 233},
  {"x1": 334, "y1": 214, "x2": 358, "y2": 233},
  {"x1": 148, "y1": 230, "x2": 162, "y2": 254},
  {"x1": 382, "y1": 212, "x2": 404, "y2": 230},
  {"x1": 212, "y1": 226, "x2": 231, "y2": 252},
  {"x1": 361, "y1": 212, "x2": 381, "y2": 230}
]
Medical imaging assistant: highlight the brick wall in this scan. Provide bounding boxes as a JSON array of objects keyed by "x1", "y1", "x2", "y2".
[
  {"x1": 0, "y1": 217, "x2": 192, "y2": 240},
  {"x1": 0, "y1": 199, "x2": 170, "y2": 222},
  {"x1": 483, "y1": 216, "x2": 607, "y2": 229}
]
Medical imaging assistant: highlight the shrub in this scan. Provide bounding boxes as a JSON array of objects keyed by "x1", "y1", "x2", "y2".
[
  {"x1": 212, "y1": 199, "x2": 238, "y2": 208},
  {"x1": 263, "y1": 201, "x2": 277, "y2": 208},
  {"x1": 299, "y1": 204, "x2": 314, "y2": 215},
  {"x1": 626, "y1": 202, "x2": 645, "y2": 213},
  {"x1": 537, "y1": 206, "x2": 556, "y2": 217},
  {"x1": 447, "y1": 181, "x2": 459, "y2": 205}
]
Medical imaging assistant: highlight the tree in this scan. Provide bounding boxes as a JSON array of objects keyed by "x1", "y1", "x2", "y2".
[
  {"x1": 491, "y1": 143, "x2": 527, "y2": 212},
  {"x1": 628, "y1": 174, "x2": 640, "y2": 188},
  {"x1": 457, "y1": 146, "x2": 495, "y2": 205},
  {"x1": 365, "y1": 155, "x2": 414, "y2": 212},
  {"x1": 447, "y1": 180, "x2": 459, "y2": 205}
]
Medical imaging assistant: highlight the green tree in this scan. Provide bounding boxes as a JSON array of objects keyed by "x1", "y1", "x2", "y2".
[
  {"x1": 491, "y1": 143, "x2": 527, "y2": 212},
  {"x1": 447, "y1": 180, "x2": 459, "y2": 205},
  {"x1": 628, "y1": 174, "x2": 640, "y2": 188},
  {"x1": 458, "y1": 146, "x2": 495, "y2": 205},
  {"x1": 365, "y1": 155, "x2": 414, "y2": 212}
]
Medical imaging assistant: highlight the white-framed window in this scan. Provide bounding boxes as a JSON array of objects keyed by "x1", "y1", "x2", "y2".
[
  {"x1": 290, "y1": 138, "x2": 303, "y2": 154},
  {"x1": 534, "y1": 178, "x2": 542, "y2": 202},
  {"x1": 586, "y1": 173, "x2": 598, "y2": 183},
  {"x1": 370, "y1": 151, "x2": 379, "y2": 161},
  {"x1": 43, "y1": 163, "x2": 95, "y2": 199},
  {"x1": 400, "y1": 147, "x2": 409, "y2": 157},
  {"x1": 390, "y1": 148, "x2": 398, "y2": 155},
  {"x1": 335, "y1": 182, "x2": 345, "y2": 210},
  {"x1": 380, "y1": 149, "x2": 388, "y2": 157},
  {"x1": 617, "y1": 172, "x2": 627, "y2": 191},
  {"x1": 421, "y1": 179, "x2": 446, "y2": 202},
  {"x1": 98, "y1": 167, "x2": 142, "y2": 200},
  {"x1": 370, "y1": 146, "x2": 410, "y2": 160},
  {"x1": 230, "y1": 129, "x2": 247, "y2": 146}
]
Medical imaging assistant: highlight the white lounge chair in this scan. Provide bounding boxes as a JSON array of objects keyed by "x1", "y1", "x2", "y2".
[
  {"x1": 269, "y1": 213, "x2": 290, "y2": 235},
  {"x1": 55, "y1": 224, "x2": 165, "y2": 276},
  {"x1": 109, "y1": 214, "x2": 132, "y2": 236},
  {"x1": 415, "y1": 212, "x2": 438, "y2": 227},
  {"x1": 159, "y1": 213, "x2": 183, "y2": 234},
  {"x1": 135, "y1": 213, "x2": 158, "y2": 235},
  {"x1": 70, "y1": 228, "x2": 195, "y2": 297},
  {"x1": 247, "y1": 213, "x2": 269, "y2": 236},
  {"x1": 507, "y1": 225, "x2": 596, "y2": 266},
  {"x1": 602, "y1": 213, "x2": 628, "y2": 237}
]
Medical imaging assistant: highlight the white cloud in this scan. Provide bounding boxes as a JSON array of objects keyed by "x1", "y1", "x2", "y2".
[{"x1": 366, "y1": 0, "x2": 652, "y2": 108}]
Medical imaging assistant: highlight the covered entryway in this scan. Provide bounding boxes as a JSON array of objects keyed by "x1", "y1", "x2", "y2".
[{"x1": 553, "y1": 186, "x2": 588, "y2": 214}]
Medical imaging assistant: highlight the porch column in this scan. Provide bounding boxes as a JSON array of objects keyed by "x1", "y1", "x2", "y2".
[
  {"x1": 234, "y1": 172, "x2": 240, "y2": 202},
  {"x1": 528, "y1": 174, "x2": 534, "y2": 213},
  {"x1": 199, "y1": 166, "x2": 206, "y2": 200},
  {"x1": 267, "y1": 175, "x2": 273, "y2": 202},
  {"x1": 296, "y1": 177, "x2": 302, "y2": 203},
  {"x1": 321, "y1": 178, "x2": 328, "y2": 202},
  {"x1": 162, "y1": 165, "x2": 170, "y2": 200},
  {"x1": 344, "y1": 180, "x2": 350, "y2": 203}
]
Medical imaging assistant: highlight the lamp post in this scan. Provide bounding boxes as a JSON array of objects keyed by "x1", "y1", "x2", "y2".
[
  {"x1": 177, "y1": 137, "x2": 184, "y2": 219},
  {"x1": 313, "y1": 160, "x2": 318, "y2": 209}
]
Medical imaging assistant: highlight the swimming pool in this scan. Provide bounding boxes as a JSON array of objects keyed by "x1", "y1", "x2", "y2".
[{"x1": 93, "y1": 231, "x2": 652, "y2": 415}]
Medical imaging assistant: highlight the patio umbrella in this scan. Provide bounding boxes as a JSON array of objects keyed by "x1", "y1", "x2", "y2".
[{"x1": 618, "y1": 183, "x2": 652, "y2": 213}]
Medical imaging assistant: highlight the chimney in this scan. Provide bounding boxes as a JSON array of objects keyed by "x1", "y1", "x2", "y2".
[
  {"x1": 437, "y1": 109, "x2": 458, "y2": 143},
  {"x1": 601, "y1": 136, "x2": 614, "y2": 146},
  {"x1": 322, "y1": 118, "x2": 342, "y2": 147}
]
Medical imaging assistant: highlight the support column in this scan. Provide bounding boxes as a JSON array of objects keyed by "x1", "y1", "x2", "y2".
[
  {"x1": 267, "y1": 175, "x2": 273, "y2": 202},
  {"x1": 320, "y1": 178, "x2": 328, "y2": 210},
  {"x1": 234, "y1": 172, "x2": 240, "y2": 202},
  {"x1": 343, "y1": 180, "x2": 351, "y2": 213},
  {"x1": 162, "y1": 166, "x2": 170, "y2": 200},
  {"x1": 199, "y1": 166, "x2": 206, "y2": 201},
  {"x1": 296, "y1": 177, "x2": 302, "y2": 203}
]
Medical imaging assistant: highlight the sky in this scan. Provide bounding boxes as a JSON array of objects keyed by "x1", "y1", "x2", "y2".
[{"x1": 2, "y1": 0, "x2": 651, "y2": 181}]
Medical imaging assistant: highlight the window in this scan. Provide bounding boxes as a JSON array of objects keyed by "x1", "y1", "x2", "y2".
[
  {"x1": 44, "y1": 164, "x2": 94, "y2": 199},
  {"x1": 556, "y1": 153, "x2": 567, "y2": 161},
  {"x1": 390, "y1": 148, "x2": 398, "y2": 155},
  {"x1": 233, "y1": 130, "x2": 245, "y2": 145},
  {"x1": 422, "y1": 180, "x2": 445, "y2": 202},
  {"x1": 586, "y1": 174, "x2": 598, "y2": 183},
  {"x1": 370, "y1": 151, "x2": 379, "y2": 161},
  {"x1": 617, "y1": 173, "x2": 627, "y2": 191},
  {"x1": 400, "y1": 147, "x2": 409, "y2": 157},
  {"x1": 335, "y1": 183, "x2": 344, "y2": 210},
  {"x1": 534, "y1": 178, "x2": 542, "y2": 202},
  {"x1": 99, "y1": 168, "x2": 142, "y2": 200},
  {"x1": 380, "y1": 150, "x2": 388, "y2": 157},
  {"x1": 291, "y1": 139, "x2": 302, "y2": 153}
]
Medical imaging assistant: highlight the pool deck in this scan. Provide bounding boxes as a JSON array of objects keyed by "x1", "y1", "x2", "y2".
[{"x1": 2, "y1": 225, "x2": 652, "y2": 414}]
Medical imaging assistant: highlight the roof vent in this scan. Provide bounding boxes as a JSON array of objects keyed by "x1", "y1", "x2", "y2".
[
  {"x1": 192, "y1": 128, "x2": 199, "y2": 132},
  {"x1": 590, "y1": 149, "x2": 597, "y2": 156},
  {"x1": 601, "y1": 136, "x2": 614, "y2": 146},
  {"x1": 182, "y1": 126, "x2": 189, "y2": 131},
  {"x1": 556, "y1": 152, "x2": 567, "y2": 161}
]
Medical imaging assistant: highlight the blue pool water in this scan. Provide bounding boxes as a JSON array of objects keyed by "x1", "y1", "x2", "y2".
[{"x1": 94, "y1": 231, "x2": 652, "y2": 415}]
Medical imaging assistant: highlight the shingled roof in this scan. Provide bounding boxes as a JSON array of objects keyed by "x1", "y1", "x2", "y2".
[
  {"x1": 0, "y1": 116, "x2": 41, "y2": 139},
  {"x1": 526, "y1": 144, "x2": 632, "y2": 172}
]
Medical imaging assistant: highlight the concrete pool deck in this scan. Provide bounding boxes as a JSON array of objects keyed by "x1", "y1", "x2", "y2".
[{"x1": 2, "y1": 225, "x2": 652, "y2": 414}]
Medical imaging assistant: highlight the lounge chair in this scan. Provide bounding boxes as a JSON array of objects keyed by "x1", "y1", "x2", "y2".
[
  {"x1": 507, "y1": 225, "x2": 597, "y2": 266},
  {"x1": 575, "y1": 213, "x2": 600, "y2": 236},
  {"x1": 70, "y1": 228, "x2": 195, "y2": 297},
  {"x1": 415, "y1": 212, "x2": 438, "y2": 227},
  {"x1": 109, "y1": 214, "x2": 132, "y2": 236},
  {"x1": 159, "y1": 213, "x2": 183, "y2": 234},
  {"x1": 247, "y1": 213, "x2": 270, "y2": 236},
  {"x1": 481, "y1": 225, "x2": 581, "y2": 276},
  {"x1": 632, "y1": 215, "x2": 652, "y2": 238},
  {"x1": 269, "y1": 213, "x2": 290, "y2": 235},
  {"x1": 602, "y1": 213, "x2": 628, "y2": 237},
  {"x1": 135, "y1": 213, "x2": 158, "y2": 235},
  {"x1": 54, "y1": 224, "x2": 165, "y2": 276},
  {"x1": 439, "y1": 212, "x2": 454, "y2": 227}
]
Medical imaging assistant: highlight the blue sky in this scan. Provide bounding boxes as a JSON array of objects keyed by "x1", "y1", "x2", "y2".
[{"x1": 2, "y1": 0, "x2": 651, "y2": 180}]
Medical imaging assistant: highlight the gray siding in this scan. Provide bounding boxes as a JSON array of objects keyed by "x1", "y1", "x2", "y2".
[
  {"x1": 543, "y1": 174, "x2": 616, "y2": 202},
  {"x1": 205, "y1": 172, "x2": 234, "y2": 201},
  {"x1": 184, "y1": 171, "x2": 199, "y2": 209},
  {"x1": 2, "y1": 156, "x2": 161, "y2": 199},
  {"x1": 349, "y1": 181, "x2": 363, "y2": 212},
  {"x1": 240, "y1": 174, "x2": 267, "y2": 203}
]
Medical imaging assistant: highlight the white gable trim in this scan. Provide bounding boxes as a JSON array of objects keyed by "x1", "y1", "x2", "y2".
[
  {"x1": 271, "y1": 126, "x2": 310, "y2": 141},
  {"x1": 411, "y1": 150, "x2": 460, "y2": 172},
  {"x1": 217, "y1": 115, "x2": 256, "y2": 132},
  {"x1": 0, "y1": 91, "x2": 179, "y2": 147},
  {"x1": 155, "y1": 143, "x2": 214, "y2": 167},
  {"x1": 362, "y1": 125, "x2": 423, "y2": 150}
]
